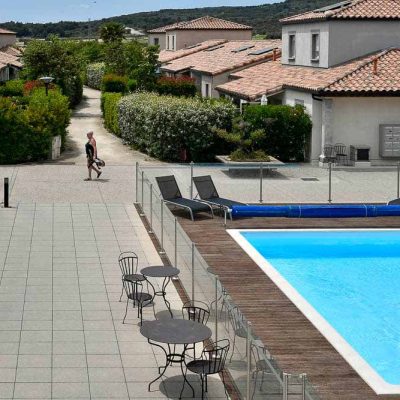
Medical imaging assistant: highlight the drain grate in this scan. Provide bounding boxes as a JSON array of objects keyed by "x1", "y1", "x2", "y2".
[{"x1": 301, "y1": 177, "x2": 319, "y2": 181}]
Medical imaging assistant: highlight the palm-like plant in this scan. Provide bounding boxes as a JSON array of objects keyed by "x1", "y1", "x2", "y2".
[{"x1": 99, "y1": 22, "x2": 125, "y2": 44}]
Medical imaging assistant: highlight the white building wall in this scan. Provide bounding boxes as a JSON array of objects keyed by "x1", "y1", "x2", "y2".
[
  {"x1": 330, "y1": 97, "x2": 400, "y2": 164},
  {"x1": 148, "y1": 33, "x2": 166, "y2": 50},
  {"x1": 329, "y1": 21, "x2": 400, "y2": 66},
  {"x1": 282, "y1": 22, "x2": 329, "y2": 68},
  {"x1": 0, "y1": 33, "x2": 16, "y2": 49}
]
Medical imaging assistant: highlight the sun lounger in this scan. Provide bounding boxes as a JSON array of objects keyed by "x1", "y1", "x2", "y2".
[{"x1": 156, "y1": 175, "x2": 213, "y2": 221}]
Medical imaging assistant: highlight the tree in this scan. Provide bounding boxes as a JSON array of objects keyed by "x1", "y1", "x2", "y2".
[
  {"x1": 23, "y1": 36, "x2": 83, "y2": 106},
  {"x1": 99, "y1": 22, "x2": 125, "y2": 43}
]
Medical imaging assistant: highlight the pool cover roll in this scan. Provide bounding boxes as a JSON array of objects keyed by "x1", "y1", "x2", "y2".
[{"x1": 231, "y1": 204, "x2": 400, "y2": 218}]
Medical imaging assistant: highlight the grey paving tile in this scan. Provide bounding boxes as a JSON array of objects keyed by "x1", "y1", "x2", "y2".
[
  {"x1": 88, "y1": 367, "x2": 125, "y2": 382},
  {"x1": 19, "y1": 342, "x2": 52, "y2": 355},
  {"x1": 0, "y1": 369, "x2": 15, "y2": 383},
  {"x1": 16, "y1": 368, "x2": 51, "y2": 383},
  {"x1": 52, "y1": 382, "x2": 90, "y2": 399},
  {"x1": 52, "y1": 368, "x2": 88, "y2": 383},
  {"x1": 89, "y1": 382, "x2": 128, "y2": 398},
  {"x1": 20, "y1": 331, "x2": 52, "y2": 343},
  {"x1": 17, "y1": 355, "x2": 51, "y2": 368},
  {"x1": 86, "y1": 355, "x2": 122, "y2": 368},
  {"x1": 0, "y1": 382, "x2": 13, "y2": 399},
  {"x1": 53, "y1": 342, "x2": 86, "y2": 355},
  {"x1": 22, "y1": 321, "x2": 52, "y2": 331},
  {"x1": 52, "y1": 355, "x2": 87, "y2": 368},
  {"x1": 13, "y1": 382, "x2": 51, "y2": 399},
  {"x1": 0, "y1": 343, "x2": 18, "y2": 355},
  {"x1": 85, "y1": 341, "x2": 119, "y2": 355}
]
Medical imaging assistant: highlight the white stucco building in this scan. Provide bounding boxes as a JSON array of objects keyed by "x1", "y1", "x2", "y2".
[
  {"x1": 0, "y1": 28, "x2": 21, "y2": 82},
  {"x1": 216, "y1": 0, "x2": 400, "y2": 166},
  {"x1": 147, "y1": 16, "x2": 252, "y2": 51}
]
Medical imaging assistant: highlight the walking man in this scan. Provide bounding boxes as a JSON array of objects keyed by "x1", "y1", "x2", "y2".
[{"x1": 84, "y1": 131, "x2": 102, "y2": 181}]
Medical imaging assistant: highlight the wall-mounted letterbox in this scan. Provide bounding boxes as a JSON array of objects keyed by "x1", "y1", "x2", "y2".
[{"x1": 380, "y1": 125, "x2": 400, "y2": 158}]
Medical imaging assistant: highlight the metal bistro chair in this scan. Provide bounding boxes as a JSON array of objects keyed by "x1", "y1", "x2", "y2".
[
  {"x1": 181, "y1": 339, "x2": 230, "y2": 400},
  {"x1": 322, "y1": 144, "x2": 336, "y2": 164},
  {"x1": 251, "y1": 342, "x2": 275, "y2": 399},
  {"x1": 182, "y1": 301, "x2": 210, "y2": 358},
  {"x1": 118, "y1": 252, "x2": 145, "y2": 303},
  {"x1": 334, "y1": 143, "x2": 348, "y2": 166},
  {"x1": 228, "y1": 305, "x2": 248, "y2": 362},
  {"x1": 122, "y1": 279, "x2": 153, "y2": 326}
]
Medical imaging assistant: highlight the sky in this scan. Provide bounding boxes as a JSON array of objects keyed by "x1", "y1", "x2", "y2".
[{"x1": 1, "y1": 0, "x2": 276, "y2": 24}]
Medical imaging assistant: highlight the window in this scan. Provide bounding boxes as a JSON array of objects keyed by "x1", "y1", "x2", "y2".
[
  {"x1": 204, "y1": 83, "x2": 210, "y2": 98},
  {"x1": 295, "y1": 99, "x2": 305, "y2": 106},
  {"x1": 288, "y1": 33, "x2": 296, "y2": 60},
  {"x1": 167, "y1": 35, "x2": 175, "y2": 50},
  {"x1": 172, "y1": 35, "x2": 175, "y2": 50},
  {"x1": 154, "y1": 38, "x2": 159, "y2": 46},
  {"x1": 311, "y1": 32, "x2": 320, "y2": 61}
]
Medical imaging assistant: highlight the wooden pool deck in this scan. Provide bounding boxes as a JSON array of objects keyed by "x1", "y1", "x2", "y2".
[{"x1": 178, "y1": 214, "x2": 400, "y2": 400}]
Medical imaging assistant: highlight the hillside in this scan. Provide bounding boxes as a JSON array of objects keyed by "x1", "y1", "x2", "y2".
[{"x1": 2, "y1": 0, "x2": 334, "y2": 39}]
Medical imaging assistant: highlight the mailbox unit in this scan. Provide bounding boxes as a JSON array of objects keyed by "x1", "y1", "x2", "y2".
[{"x1": 380, "y1": 124, "x2": 400, "y2": 158}]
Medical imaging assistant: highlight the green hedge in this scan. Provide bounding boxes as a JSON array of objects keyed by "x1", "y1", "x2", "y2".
[
  {"x1": 102, "y1": 74, "x2": 128, "y2": 93},
  {"x1": 86, "y1": 62, "x2": 105, "y2": 90},
  {"x1": 0, "y1": 89, "x2": 70, "y2": 164},
  {"x1": 0, "y1": 80, "x2": 24, "y2": 97},
  {"x1": 101, "y1": 92, "x2": 122, "y2": 136},
  {"x1": 243, "y1": 104, "x2": 312, "y2": 161},
  {"x1": 118, "y1": 92, "x2": 235, "y2": 161},
  {"x1": 155, "y1": 76, "x2": 197, "y2": 97}
]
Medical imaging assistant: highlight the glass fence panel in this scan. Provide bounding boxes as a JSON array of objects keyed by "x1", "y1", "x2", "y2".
[{"x1": 137, "y1": 164, "x2": 324, "y2": 400}]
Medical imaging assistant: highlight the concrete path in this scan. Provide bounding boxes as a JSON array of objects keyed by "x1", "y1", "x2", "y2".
[{"x1": 61, "y1": 87, "x2": 153, "y2": 166}]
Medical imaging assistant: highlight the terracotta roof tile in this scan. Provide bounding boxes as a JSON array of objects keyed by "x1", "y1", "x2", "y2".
[
  {"x1": 0, "y1": 28, "x2": 16, "y2": 35},
  {"x1": 0, "y1": 46, "x2": 22, "y2": 57},
  {"x1": 0, "y1": 51, "x2": 22, "y2": 68},
  {"x1": 281, "y1": 0, "x2": 400, "y2": 24},
  {"x1": 158, "y1": 40, "x2": 227, "y2": 64},
  {"x1": 216, "y1": 51, "x2": 382, "y2": 100},
  {"x1": 148, "y1": 16, "x2": 252, "y2": 33},
  {"x1": 324, "y1": 48, "x2": 400, "y2": 93},
  {"x1": 161, "y1": 40, "x2": 281, "y2": 76}
]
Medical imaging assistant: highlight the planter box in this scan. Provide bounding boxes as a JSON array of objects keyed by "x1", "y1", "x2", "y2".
[{"x1": 216, "y1": 155, "x2": 284, "y2": 176}]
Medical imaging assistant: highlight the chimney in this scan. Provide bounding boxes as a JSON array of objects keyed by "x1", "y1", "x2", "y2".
[{"x1": 373, "y1": 58, "x2": 378, "y2": 75}]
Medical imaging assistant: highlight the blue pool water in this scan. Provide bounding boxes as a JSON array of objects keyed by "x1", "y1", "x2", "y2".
[{"x1": 240, "y1": 230, "x2": 400, "y2": 385}]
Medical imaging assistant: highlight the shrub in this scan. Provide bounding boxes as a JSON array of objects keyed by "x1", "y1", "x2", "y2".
[
  {"x1": 0, "y1": 89, "x2": 70, "y2": 164},
  {"x1": 101, "y1": 92, "x2": 122, "y2": 135},
  {"x1": 243, "y1": 104, "x2": 312, "y2": 162},
  {"x1": 155, "y1": 76, "x2": 197, "y2": 97},
  {"x1": 118, "y1": 92, "x2": 235, "y2": 161},
  {"x1": 86, "y1": 62, "x2": 106, "y2": 90},
  {"x1": 62, "y1": 74, "x2": 83, "y2": 107},
  {"x1": 0, "y1": 80, "x2": 24, "y2": 97},
  {"x1": 102, "y1": 74, "x2": 128, "y2": 93},
  {"x1": 127, "y1": 79, "x2": 138, "y2": 92}
]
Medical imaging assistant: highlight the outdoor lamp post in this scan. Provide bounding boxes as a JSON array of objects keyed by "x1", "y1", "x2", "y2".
[{"x1": 39, "y1": 76, "x2": 54, "y2": 96}]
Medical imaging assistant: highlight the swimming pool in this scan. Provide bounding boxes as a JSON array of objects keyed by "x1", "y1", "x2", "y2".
[{"x1": 228, "y1": 229, "x2": 400, "y2": 395}]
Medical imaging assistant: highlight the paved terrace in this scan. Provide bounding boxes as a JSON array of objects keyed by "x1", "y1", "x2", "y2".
[{"x1": 0, "y1": 203, "x2": 227, "y2": 400}]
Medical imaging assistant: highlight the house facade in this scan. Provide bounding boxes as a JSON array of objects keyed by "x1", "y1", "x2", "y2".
[
  {"x1": 148, "y1": 16, "x2": 252, "y2": 51},
  {"x1": 216, "y1": 0, "x2": 400, "y2": 166},
  {"x1": 160, "y1": 39, "x2": 281, "y2": 98},
  {"x1": 0, "y1": 28, "x2": 21, "y2": 82}
]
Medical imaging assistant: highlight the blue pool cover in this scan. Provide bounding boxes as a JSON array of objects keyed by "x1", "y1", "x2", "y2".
[{"x1": 231, "y1": 204, "x2": 400, "y2": 218}]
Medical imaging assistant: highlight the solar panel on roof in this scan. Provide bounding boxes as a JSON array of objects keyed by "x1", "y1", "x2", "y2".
[
  {"x1": 248, "y1": 47, "x2": 275, "y2": 56},
  {"x1": 186, "y1": 44, "x2": 201, "y2": 49},
  {"x1": 232, "y1": 45, "x2": 255, "y2": 53},
  {"x1": 204, "y1": 45, "x2": 225, "y2": 52},
  {"x1": 315, "y1": 0, "x2": 352, "y2": 12}
]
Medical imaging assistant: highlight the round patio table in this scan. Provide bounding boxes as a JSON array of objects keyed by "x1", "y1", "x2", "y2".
[
  {"x1": 140, "y1": 266, "x2": 180, "y2": 318},
  {"x1": 140, "y1": 319, "x2": 212, "y2": 393}
]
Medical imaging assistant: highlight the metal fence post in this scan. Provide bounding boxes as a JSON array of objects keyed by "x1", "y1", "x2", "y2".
[
  {"x1": 328, "y1": 162, "x2": 332, "y2": 204},
  {"x1": 259, "y1": 163, "x2": 263, "y2": 204},
  {"x1": 140, "y1": 171, "x2": 145, "y2": 216},
  {"x1": 397, "y1": 162, "x2": 400, "y2": 199},
  {"x1": 148, "y1": 184, "x2": 153, "y2": 234},
  {"x1": 215, "y1": 276, "x2": 219, "y2": 343},
  {"x1": 246, "y1": 321, "x2": 252, "y2": 400},
  {"x1": 135, "y1": 162, "x2": 139, "y2": 204},
  {"x1": 190, "y1": 161, "x2": 194, "y2": 199},
  {"x1": 302, "y1": 374, "x2": 306, "y2": 400},
  {"x1": 191, "y1": 243, "x2": 195, "y2": 302},
  {"x1": 174, "y1": 218, "x2": 178, "y2": 268},
  {"x1": 3, "y1": 178, "x2": 9, "y2": 208},
  {"x1": 159, "y1": 201, "x2": 165, "y2": 254},
  {"x1": 283, "y1": 373, "x2": 289, "y2": 400}
]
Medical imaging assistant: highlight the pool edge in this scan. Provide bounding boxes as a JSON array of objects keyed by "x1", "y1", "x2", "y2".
[{"x1": 227, "y1": 228, "x2": 400, "y2": 396}]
